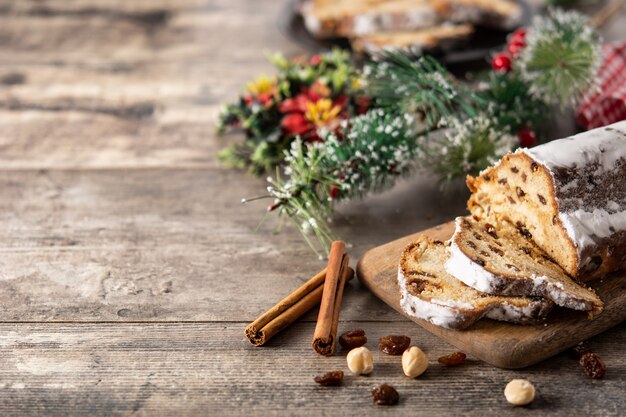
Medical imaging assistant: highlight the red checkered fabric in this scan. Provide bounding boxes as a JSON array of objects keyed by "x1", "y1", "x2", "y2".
[{"x1": 577, "y1": 42, "x2": 626, "y2": 129}]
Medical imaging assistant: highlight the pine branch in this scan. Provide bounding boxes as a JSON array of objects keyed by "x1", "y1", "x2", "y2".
[
  {"x1": 363, "y1": 52, "x2": 483, "y2": 126},
  {"x1": 262, "y1": 109, "x2": 421, "y2": 255},
  {"x1": 518, "y1": 8, "x2": 602, "y2": 107}
]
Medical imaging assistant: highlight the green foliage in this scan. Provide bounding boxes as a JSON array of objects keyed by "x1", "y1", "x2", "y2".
[
  {"x1": 518, "y1": 9, "x2": 602, "y2": 107},
  {"x1": 364, "y1": 52, "x2": 482, "y2": 126},
  {"x1": 422, "y1": 116, "x2": 516, "y2": 185},
  {"x1": 479, "y1": 72, "x2": 548, "y2": 134},
  {"x1": 216, "y1": 48, "x2": 360, "y2": 174},
  {"x1": 265, "y1": 109, "x2": 420, "y2": 255}
]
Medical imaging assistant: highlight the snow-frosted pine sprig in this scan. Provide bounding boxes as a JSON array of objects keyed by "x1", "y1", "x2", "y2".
[
  {"x1": 263, "y1": 109, "x2": 419, "y2": 255},
  {"x1": 517, "y1": 8, "x2": 602, "y2": 107},
  {"x1": 422, "y1": 115, "x2": 516, "y2": 186}
]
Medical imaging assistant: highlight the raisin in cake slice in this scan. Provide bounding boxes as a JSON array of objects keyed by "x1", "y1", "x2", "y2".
[
  {"x1": 399, "y1": 236, "x2": 553, "y2": 330},
  {"x1": 467, "y1": 121, "x2": 626, "y2": 281},
  {"x1": 445, "y1": 216, "x2": 603, "y2": 315}
]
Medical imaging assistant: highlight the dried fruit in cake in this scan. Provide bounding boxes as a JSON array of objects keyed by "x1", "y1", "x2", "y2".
[
  {"x1": 446, "y1": 215, "x2": 603, "y2": 316},
  {"x1": 467, "y1": 121, "x2": 626, "y2": 281},
  {"x1": 398, "y1": 236, "x2": 553, "y2": 330}
]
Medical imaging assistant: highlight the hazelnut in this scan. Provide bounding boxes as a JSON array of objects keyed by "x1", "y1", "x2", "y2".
[
  {"x1": 401, "y1": 346, "x2": 428, "y2": 378},
  {"x1": 504, "y1": 379, "x2": 535, "y2": 406},
  {"x1": 346, "y1": 346, "x2": 374, "y2": 375}
]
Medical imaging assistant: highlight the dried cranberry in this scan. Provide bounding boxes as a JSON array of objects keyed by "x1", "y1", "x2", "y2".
[
  {"x1": 339, "y1": 329, "x2": 367, "y2": 350},
  {"x1": 379, "y1": 335, "x2": 411, "y2": 355},
  {"x1": 371, "y1": 384, "x2": 399, "y2": 405},
  {"x1": 438, "y1": 351, "x2": 467, "y2": 366}
]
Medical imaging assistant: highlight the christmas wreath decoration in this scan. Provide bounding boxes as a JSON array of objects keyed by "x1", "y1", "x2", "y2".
[{"x1": 218, "y1": 9, "x2": 602, "y2": 257}]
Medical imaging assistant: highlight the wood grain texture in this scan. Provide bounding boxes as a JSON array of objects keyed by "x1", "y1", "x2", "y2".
[
  {"x1": 0, "y1": 0, "x2": 623, "y2": 415},
  {"x1": 356, "y1": 222, "x2": 626, "y2": 368},
  {"x1": 1, "y1": 322, "x2": 625, "y2": 417}
]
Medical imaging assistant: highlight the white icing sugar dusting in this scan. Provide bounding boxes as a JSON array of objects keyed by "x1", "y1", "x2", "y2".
[
  {"x1": 524, "y1": 120, "x2": 626, "y2": 172},
  {"x1": 446, "y1": 219, "x2": 594, "y2": 310},
  {"x1": 445, "y1": 240, "x2": 499, "y2": 293},
  {"x1": 559, "y1": 208, "x2": 626, "y2": 252},
  {"x1": 520, "y1": 121, "x2": 626, "y2": 259},
  {"x1": 397, "y1": 268, "x2": 461, "y2": 329}
]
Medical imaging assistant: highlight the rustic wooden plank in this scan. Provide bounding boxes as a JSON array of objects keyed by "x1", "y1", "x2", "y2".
[
  {"x1": 0, "y1": 321, "x2": 624, "y2": 417},
  {"x1": 0, "y1": 168, "x2": 466, "y2": 321},
  {"x1": 0, "y1": 0, "x2": 301, "y2": 169},
  {"x1": 357, "y1": 221, "x2": 626, "y2": 368}
]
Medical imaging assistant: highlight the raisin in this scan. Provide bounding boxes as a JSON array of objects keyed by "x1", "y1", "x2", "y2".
[
  {"x1": 570, "y1": 342, "x2": 592, "y2": 359},
  {"x1": 473, "y1": 257, "x2": 486, "y2": 267},
  {"x1": 507, "y1": 196, "x2": 516, "y2": 204},
  {"x1": 518, "y1": 225, "x2": 533, "y2": 239},
  {"x1": 438, "y1": 351, "x2": 467, "y2": 366},
  {"x1": 433, "y1": 240, "x2": 445, "y2": 245},
  {"x1": 480, "y1": 250, "x2": 490, "y2": 257},
  {"x1": 538, "y1": 194, "x2": 547, "y2": 205},
  {"x1": 521, "y1": 247, "x2": 532, "y2": 255},
  {"x1": 483, "y1": 174, "x2": 491, "y2": 181},
  {"x1": 473, "y1": 232, "x2": 482, "y2": 240},
  {"x1": 484, "y1": 223, "x2": 498, "y2": 239},
  {"x1": 409, "y1": 280, "x2": 427, "y2": 293},
  {"x1": 521, "y1": 173, "x2": 527, "y2": 182},
  {"x1": 339, "y1": 329, "x2": 367, "y2": 350},
  {"x1": 488, "y1": 245, "x2": 504, "y2": 256},
  {"x1": 467, "y1": 241, "x2": 477, "y2": 249},
  {"x1": 506, "y1": 263, "x2": 521, "y2": 272},
  {"x1": 516, "y1": 187, "x2": 526, "y2": 197},
  {"x1": 511, "y1": 166, "x2": 519, "y2": 173},
  {"x1": 371, "y1": 384, "x2": 399, "y2": 406},
  {"x1": 579, "y1": 352, "x2": 606, "y2": 379},
  {"x1": 314, "y1": 370, "x2": 344, "y2": 386},
  {"x1": 379, "y1": 335, "x2": 411, "y2": 355},
  {"x1": 498, "y1": 178, "x2": 508, "y2": 185},
  {"x1": 531, "y1": 162, "x2": 539, "y2": 172},
  {"x1": 552, "y1": 215, "x2": 558, "y2": 225},
  {"x1": 462, "y1": 218, "x2": 472, "y2": 228}
]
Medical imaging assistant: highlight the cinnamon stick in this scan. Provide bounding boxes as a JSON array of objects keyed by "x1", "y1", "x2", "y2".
[
  {"x1": 312, "y1": 240, "x2": 353, "y2": 356},
  {"x1": 244, "y1": 266, "x2": 354, "y2": 346}
]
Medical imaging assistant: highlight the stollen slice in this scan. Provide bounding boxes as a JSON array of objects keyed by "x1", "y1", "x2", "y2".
[
  {"x1": 398, "y1": 236, "x2": 553, "y2": 330},
  {"x1": 446, "y1": 216, "x2": 603, "y2": 316},
  {"x1": 351, "y1": 24, "x2": 474, "y2": 54}
]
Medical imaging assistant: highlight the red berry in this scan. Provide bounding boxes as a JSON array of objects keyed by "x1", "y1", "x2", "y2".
[
  {"x1": 492, "y1": 53, "x2": 512, "y2": 73},
  {"x1": 507, "y1": 39, "x2": 526, "y2": 57},
  {"x1": 518, "y1": 128, "x2": 537, "y2": 147},
  {"x1": 511, "y1": 28, "x2": 527, "y2": 42},
  {"x1": 328, "y1": 184, "x2": 341, "y2": 199}
]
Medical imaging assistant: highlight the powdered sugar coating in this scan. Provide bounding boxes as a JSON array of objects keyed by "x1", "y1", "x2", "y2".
[
  {"x1": 445, "y1": 229, "x2": 590, "y2": 311},
  {"x1": 398, "y1": 266, "x2": 551, "y2": 329},
  {"x1": 521, "y1": 121, "x2": 626, "y2": 258}
]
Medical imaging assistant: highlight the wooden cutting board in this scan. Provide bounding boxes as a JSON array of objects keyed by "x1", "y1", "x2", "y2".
[{"x1": 356, "y1": 221, "x2": 626, "y2": 369}]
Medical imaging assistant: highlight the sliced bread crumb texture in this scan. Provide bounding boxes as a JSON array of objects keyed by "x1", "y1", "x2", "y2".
[
  {"x1": 467, "y1": 121, "x2": 626, "y2": 281},
  {"x1": 446, "y1": 216, "x2": 603, "y2": 316},
  {"x1": 398, "y1": 236, "x2": 553, "y2": 330}
]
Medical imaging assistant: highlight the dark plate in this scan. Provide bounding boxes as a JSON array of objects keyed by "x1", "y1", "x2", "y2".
[{"x1": 277, "y1": 0, "x2": 534, "y2": 71}]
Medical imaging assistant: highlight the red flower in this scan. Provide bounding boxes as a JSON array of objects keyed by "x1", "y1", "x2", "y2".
[
  {"x1": 279, "y1": 83, "x2": 348, "y2": 141},
  {"x1": 309, "y1": 54, "x2": 322, "y2": 66},
  {"x1": 281, "y1": 113, "x2": 314, "y2": 136}
]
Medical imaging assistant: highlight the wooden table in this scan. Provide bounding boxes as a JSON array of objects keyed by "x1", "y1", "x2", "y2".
[{"x1": 0, "y1": 1, "x2": 624, "y2": 416}]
